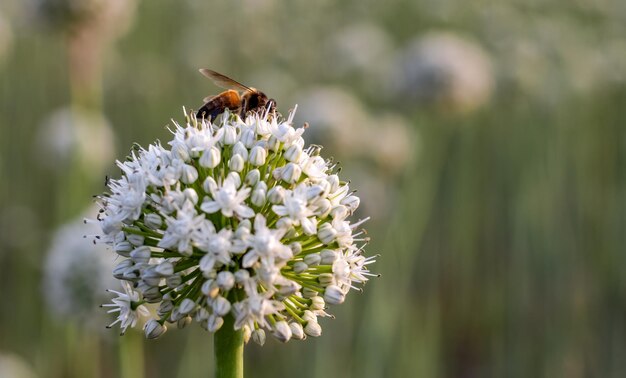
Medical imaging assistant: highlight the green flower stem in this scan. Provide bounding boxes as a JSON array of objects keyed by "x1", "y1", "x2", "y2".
[{"x1": 214, "y1": 314, "x2": 244, "y2": 378}]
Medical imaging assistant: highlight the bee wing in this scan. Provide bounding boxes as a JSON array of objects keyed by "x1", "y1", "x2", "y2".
[
  {"x1": 199, "y1": 69, "x2": 253, "y2": 93},
  {"x1": 203, "y1": 95, "x2": 216, "y2": 103}
]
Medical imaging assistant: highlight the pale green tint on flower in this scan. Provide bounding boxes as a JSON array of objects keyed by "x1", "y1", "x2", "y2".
[{"x1": 95, "y1": 108, "x2": 375, "y2": 343}]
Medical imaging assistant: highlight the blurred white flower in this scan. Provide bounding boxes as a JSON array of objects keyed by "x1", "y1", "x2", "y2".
[
  {"x1": 35, "y1": 106, "x2": 115, "y2": 175},
  {"x1": 295, "y1": 86, "x2": 372, "y2": 154},
  {"x1": 395, "y1": 31, "x2": 494, "y2": 114},
  {"x1": 0, "y1": 352, "x2": 37, "y2": 378},
  {"x1": 43, "y1": 206, "x2": 117, "y2": 329},
  {"x1": 325, "y1": 22, "x2": 395, "y2": 78},
  {"x1": 94, "y1": 108, "x2": 376, "y2": 342},
  {"x1": 296, "y1": 87, "x2": 417, "y2": 176}
]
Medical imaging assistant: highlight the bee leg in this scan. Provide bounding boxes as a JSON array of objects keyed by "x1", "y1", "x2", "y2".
[
  {"x1": 196, "y1": 104, "x2": 226, "y2": 122},
  {"x1": 240, "y1": 97, "x2": 249, "y2": 118}
]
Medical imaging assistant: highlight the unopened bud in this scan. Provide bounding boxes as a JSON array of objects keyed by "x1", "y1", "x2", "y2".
[
  {"x1": 144, "y1": 319, "x2": 167, "y2": 339},
  {"x1": 249, "y1": 146, "x2": 267, "y2": 166},
  {"x1": 252, "y1": 329, "x2": 266, "y2": 346},
  {"x1": 200, "y1": 146, "x2": 221, "y2": 168},
  {"x1": 229, "y1": 154, "x2": 245, "y2": 172},
  {"x1": 304, "y1": 321, "x2": 322, "y2": 337},
  {"x1": 324, "y1": 285, "x2": 345, "y2": 305},
  {"x1": 273, "y1": 321, "x2": 292, "y2": 343},
  {"x1": 317, "y1": 223, "x2": 337, "y2": 245},
  {"x1": 289, "y1": 322, "x2": 305, "y2": 340}
]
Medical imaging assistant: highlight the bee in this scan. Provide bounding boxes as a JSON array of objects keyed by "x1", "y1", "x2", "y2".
[{"x1": 196, "y1": 69, "x2": 276, "y2": 121}]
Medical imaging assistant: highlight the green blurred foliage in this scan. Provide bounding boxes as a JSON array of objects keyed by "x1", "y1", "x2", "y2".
[{"x1": 1, "y1": 0, "x2": 626, "y2": 377}]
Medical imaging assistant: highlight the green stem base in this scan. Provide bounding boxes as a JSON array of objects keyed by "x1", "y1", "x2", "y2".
[{"x1": 214, "y1": 315, "x2": 244, "y2": 378}]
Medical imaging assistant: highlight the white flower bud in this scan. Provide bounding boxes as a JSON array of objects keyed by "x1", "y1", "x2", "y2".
[
  {"x1": 216, "y1": 271, "x2": 235, "y2": 290},
  {"x1": 200, "y1": 146, "x2": 221, "y2": 168},
  {"x1": 212, "y1": 296, "x2": 231, "y2": 316},
  {"x1": 122, "y1": 267, "x2": 139, "y2": 280},
  {"x1": 267, "y1": 135, "x2": 279, "y2": 151},
  {"x1": 330, "y1": 205, "x2": 349, "y2": 220},
  {"x1": 313, "y1": 198, "x2": 332, "y2": 218},
  {"x1": 273, "y1": 320, "x2": 292, "y2": 343},
  {"x1": 251, "y1": 185, "x2": 267, "y2": 207},
  {"x1": 302, "y1": 287, "x2": 318, "y2": 298},
  {"x1": 304, "y1": 253, "x2": 321, "y2": 266},
  {"x1": 222, "y1": 125, "x2": 237, "y2": 145},
  {"x1": 272, "y1": 167, "x2": 283, "y2": 180},
  {"x1": 302, "y1": 310, "x2": 317, "y2": 323},
  {"x1": 143, "y1": 213, "x2": 162, "y2": 229},
  {"x1": 195, "y1": 307, "x2": 210, "y2": 322},
  {"x1": 157, "y1": 300, "x2": 173, "y2": 316},
  {"x1": 229, "y1": 154, "x2": 245, "y2": 172},
  {"x1": 284, "y1": 144, "x2": 302, "y2": 163},
  {"x1": 293, "y1": 261, "x2": 308, "y2": 273},
  {"x1": 181, "y1": 188, "x2": 198, "y2": 205},
  {"x1": 169, "y1": 308, "x2": 183, "y2": 322},
  {"x1": 130, "y1": 246, "x2": 151, "y2": 264},
  {"x1": 234, "y1": 269, "x2": 250, "y2": 283},
  {"x1": 178, "y1": 298, "x2": 196, "y2": 315},
  {"x1": 144, "y1": 319, "x2": 167, "y2": 339},
  {"x1": 141, "y1": 269, "x2": 162, "y2": 286},
  {"x1": 341, "y1": 195, "x2": 360, "y2": 212},
  {"x1": 278, "y1": 280, "x2": 301, "y2": 296},
  {"x1": 327, "y1": 174, "x2": 340, "y2": 193},
  {"x1": 226, "y1": 172, "x2": 242, "y2": 189},
  {"x1": 317, "y1": 223, "x2": 337, "y2": 245},
  {"x1": 320, "y1": 249, "x2": 337, "y2": 264},
  {"x1": 241, "y1": 128, "x2": 256, "y2": 148},
  {"x1": 181, "y1": 164, "x2": 199, "y2": 184},
  {"x1": 207, "y1": 314, "x2": 224, "y2": 332},
  {"x1": 203, "y1": 176, "x2": 218, "y2": 194},
  {"x1": 112, "y1": 260, "x2": 133, "y2": 279},
  {"x1": 244, "y1": 169, "x2": 261, "y2": 187},
  {"x1": 166, "y1": 274, "x2": 182, "y2": 288},
  {"x1": 289, "y1": 322, "x2": 305, "y2": 340},
  {"x1": 249, "y1": 146, "x2": 267, "y2": 166},
  {"x1": 233, "y1": 142, "x2": 248, "y2": 160},
  {"x1": 324, "y1": 285, "x2": 345, "y2": 305},
  {"x1": 177, "y1": 316, "x2": 192, "y2": 329},
  {"x1": 202, "y1": 279, "x2": 219, "y2": 298},
  {"x1": 281, "y1": 162, "x2": 302, "y2": 184},
  {"x1": 252, "y1": 329, "x2": 266, "y2": 346},
  {"x1": 290, "y1": 242, "x2": 302, "y2": 256},
  {"x1": 304, "y1": 320, "x2": 322, "y2": 337},
  {"x1": 303, "y1": 186, "x2": 320, "y2": 201},
  {"x1": 310, "y1": 296, "x2": 325, "y2": 311},
  {"x1": 126, "y1": 233, "x2": 145, "y2": 247},
  {"x1": 155, "y1": 261, "x2": 174, "y2": 276},
  {"x1": 114, "y1": 241, "x2": 133, "y2": 257},
  {"x1": 267, "y1": 186, "x2": 285, "y2": 204},
  {"x1": 318, "y1": 273, "x2": 334, "y2": 287}
]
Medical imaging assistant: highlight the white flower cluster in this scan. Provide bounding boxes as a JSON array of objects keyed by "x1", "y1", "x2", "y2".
[{"x1": 94, "y1": 108, "x2": 376, "y2": 343}]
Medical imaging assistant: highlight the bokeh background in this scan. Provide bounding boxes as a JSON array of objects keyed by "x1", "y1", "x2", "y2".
[{"x1": 1, "y1": 0, "x2": 626, "y2": 377}]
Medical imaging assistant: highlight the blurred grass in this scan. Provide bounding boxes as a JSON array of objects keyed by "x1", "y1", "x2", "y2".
[{"x1": 1, "y1": 0, "x2": 626, "y2": 377}]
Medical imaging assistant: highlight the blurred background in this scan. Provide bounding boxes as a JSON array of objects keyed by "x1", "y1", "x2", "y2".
[{"x1": 1, "y1": 0, "x2": 626, "y2": 377}]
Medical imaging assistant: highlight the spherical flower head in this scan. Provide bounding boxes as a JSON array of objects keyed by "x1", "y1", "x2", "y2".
[{"x1": 94, "y1": 107, "x2": 377, "y2": 343}]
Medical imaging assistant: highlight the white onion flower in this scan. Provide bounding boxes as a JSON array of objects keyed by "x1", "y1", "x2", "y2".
[{"x1": 94, "y1": 108, "x2": 376, "y2": 342}]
